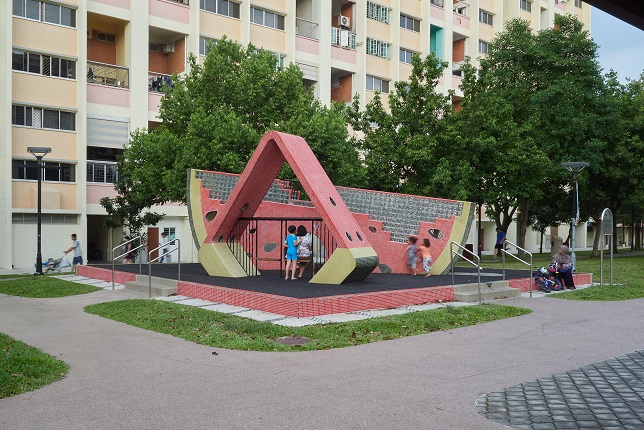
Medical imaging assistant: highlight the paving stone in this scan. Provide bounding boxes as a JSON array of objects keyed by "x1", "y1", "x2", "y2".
[{"x1": 477, "y1": 349, "x2": 644, "y2": 430}]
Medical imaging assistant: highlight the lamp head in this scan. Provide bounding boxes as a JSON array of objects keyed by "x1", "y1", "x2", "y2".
[
  {"x1": 27, "y1": 147, "x2": 52, "y2": 157},
  {"x1": 560, "y1": 161, "x2": 589, "y2": 173}
]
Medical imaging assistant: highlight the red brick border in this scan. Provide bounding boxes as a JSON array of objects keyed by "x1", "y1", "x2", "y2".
[
  {"x1": 77, "y1": 266, "x2": 593, "y2": 317},
  {"x1": 77, "y1": 265, "x2": 137, "y2": 286}
]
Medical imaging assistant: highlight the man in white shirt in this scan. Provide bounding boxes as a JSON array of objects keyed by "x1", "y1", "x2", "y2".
[
  {"x1": 63, "y1": 233, "x2": 83, "y2": 272},
  {"x1": 160, "y1": 232, "x2": 170, "y2": 263}
]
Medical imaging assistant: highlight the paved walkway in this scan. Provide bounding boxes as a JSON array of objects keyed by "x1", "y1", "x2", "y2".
[{"x1": 1, "y1": 274, "x2": 643, "y2": 429}]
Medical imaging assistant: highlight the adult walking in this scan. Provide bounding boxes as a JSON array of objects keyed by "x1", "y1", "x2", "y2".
[
  {"x1": 493, "y1": 227, "x2": 506, "y2": 261},
  {"x1": 63, "y1": 233, "x2": 83, "y2": 272}
]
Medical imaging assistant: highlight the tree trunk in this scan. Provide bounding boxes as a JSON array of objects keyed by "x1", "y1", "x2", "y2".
[{"x1": 516, "y1": 200, "x2": 530, "y2": 259}]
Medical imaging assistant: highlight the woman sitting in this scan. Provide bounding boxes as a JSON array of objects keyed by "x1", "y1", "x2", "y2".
[{"x1": 552, "y1": 245, "x2": 576, "y2": 290}]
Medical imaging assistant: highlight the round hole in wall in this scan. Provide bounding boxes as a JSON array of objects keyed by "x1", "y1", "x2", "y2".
[
  {"x1": 205, "y1": 211, "x2": 217, "y2": 221},
  {"x1": 330, "y1": 197, "x2": 337, "y2": 206},
  {"x1": 249, "y1": 228, "x2": 257, "y2": 234},
  {"x1": 356, "y1": 231, "x2": 363, "y2": 241},
  {"x1": 368, "y1": 226, "x2": 377, "y2": 233},
  {"x1": 217, "y1": 235, "x2": 224, "y2": 243},
  {"x1": 241, "y1": 203, "x2": 248, "y2": 213},
  {"x1": 428, "y1": 229, "x2": 443, "y2": 240},
  {"x1": 346, "y1": 232, "x2": 353, "y2": 241}
]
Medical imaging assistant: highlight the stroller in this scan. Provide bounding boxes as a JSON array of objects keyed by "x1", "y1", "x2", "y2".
[
  {"x1": 533, "y1": 266, "x2": 564, "y2": 293},
  {"x1": 45, "y1": 255, "x2": 72, "y2": 273}
]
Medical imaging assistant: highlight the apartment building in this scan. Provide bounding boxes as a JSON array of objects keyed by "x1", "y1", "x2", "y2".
[{"x1": 1, "y1": 0, "x2": 590, "y2": 269}]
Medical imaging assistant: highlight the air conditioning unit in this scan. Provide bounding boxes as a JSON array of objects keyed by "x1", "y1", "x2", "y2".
[
  {"x1": 163, "y1": 44, "x2": 175, "y2": 54},
  {"x1": 338, "y1": 15, "x2": 351, "y2": 28}
]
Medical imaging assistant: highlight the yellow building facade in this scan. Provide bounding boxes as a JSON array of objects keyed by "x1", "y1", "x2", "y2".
[{"x1": 1, "y1": 0, "x2": 590, "y2": 269}]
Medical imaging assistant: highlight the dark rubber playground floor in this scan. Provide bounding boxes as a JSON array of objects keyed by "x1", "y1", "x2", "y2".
[{"x1": 97, "y1": 263, "x2": 531, "y2": 299}]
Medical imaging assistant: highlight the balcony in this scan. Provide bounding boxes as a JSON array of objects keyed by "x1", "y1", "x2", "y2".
[
  {"x1": 296, "y1": 17, "x2": 319, "y2": 39},
  {"x1": 87, "y1": 61, "x2": 129, "y2": 88},
  {"x1": 331, "y1": 27, "x2": 356, "y2": 49},
  {"x1": 87, "y1": 161, "x2": 119, "y2": 184}
]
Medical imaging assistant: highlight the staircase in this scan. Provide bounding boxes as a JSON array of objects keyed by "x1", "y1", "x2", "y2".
[
  {"x1": 453, "y1": 280, "x2": 521, "y2": 303},
  {"x1": 124, "y1": 275, "x2": 178, "y2": 297}
]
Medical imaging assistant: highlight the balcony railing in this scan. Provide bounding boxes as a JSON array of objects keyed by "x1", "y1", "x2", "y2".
[
  {"x1": 296, "y1": 17, "x2": 320, "y2": 40},
  {"x1": 331, "y1": 27, "x2": 356, "y2": 49},
  {"x1": 452, "y1": 61, "x2": 465, "y2": 77},
  {"x1": 87, "y1": 61, "x2": 129, "y2": 88},
  {"x1": 87, "y1": 161, "x2": 119, "y2": 184},
  {"x1": 149, "y1": 72, "x2": 173, "y2": 93},
  {"x1": 167, "y1": 0, "x2": 189, "y2": 4}
]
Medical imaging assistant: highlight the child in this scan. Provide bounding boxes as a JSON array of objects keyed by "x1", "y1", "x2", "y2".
[
  {"x1": 419, "y1": 238, "x2": 432, "y2": 277},
  {"x1": 283, "y1": 225, "x2": 301, "y2": 280},
  {"x1": 402, "y1": 236, "x2": 419, "y2": 275}
]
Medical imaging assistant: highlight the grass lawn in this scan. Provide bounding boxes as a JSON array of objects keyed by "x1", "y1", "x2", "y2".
[
  {"x1": 0, "y1": 275, "x2": 102, "y2": 298},
  {"x1": 474, "y1": 251, "x2": 644, "y2": 301},
  {"x1": 0, "y1": 333, "x2": 68, "y2": 399},
  {"x1": 85, "y1": 300, "x2": 531, "y2": 351}
]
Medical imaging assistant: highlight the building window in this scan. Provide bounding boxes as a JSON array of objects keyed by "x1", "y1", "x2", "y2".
[
  {"x1": 331, "y1": 28, "x2": 357, "y2": 49},
  {"x1": 87, "y1": 161, "x2": 118, "y2": 183},
  {"x1": 12, "y1": 49, "x2": 76, "y2": 79},
  {"x1": 163, "y1": 227, "x2": 177, "y2": 241},
  {"x1": 454, "y1": 5, "x2": 467, "y2": 16},
  {"x1": 366, "y1": 38, "x2": 390, "y2": 59},
  {"x1": 199, "y1": 0, "x2": 240, "y2": 19},
  {"x1": 367, "y1": 2, "x2": 390, "y2": 24},
  {"x1": 520, "y1": 0, "x2": 532, "y2": 12},
  {"x1": 399, "y1": 48, "x2": 415, "y2": 64},
  {"x1": 250, "y1": 7, "x2": 285, "y2": 30},
  {"x1": 400, "y1": 15, "x2": 420, "y2": 32},
  {"x1": 13, "y1": 213, "x2": 78, "y2": 224},
  {"x1": 13, "y1": 0, "x2": 76, "y2": 28},
  {"x1": 97, "y1": 32, "x2": 116, "y2": 43},
  {"x1": 430, "y1": 0, "x2": 444, "y2": 7},
  {"x1": 12, "y1": 105, "x2": 75, "y2": 131},
  {"x1": 366, "y1": 75, "x2": 389, "y2": 93},
  {"x1": 574, "y1": 0, "x2": 582, "y2": 7},
  {"x1": 199, "y1": 36, "x2": 217, "y2": 55},
  {"x1": 479, "y1": 10, "x2": 493, "y2": 25},
  {"x1": 478, "y1": 40, "x2": 489, "y2": 55},
  {"x1": 12, "y1": 159, "x2": 76, "y2": 182}
]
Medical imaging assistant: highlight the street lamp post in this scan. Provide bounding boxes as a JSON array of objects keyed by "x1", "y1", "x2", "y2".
[
  {"x1": 28, "y1": 147, "x2": 52, "y2": 275},
  {"x1": 560, "y1": 161, "x2": 589, "y2": 272}
]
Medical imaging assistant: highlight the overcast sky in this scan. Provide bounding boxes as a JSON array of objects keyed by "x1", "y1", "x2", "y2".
[{"x1": 590, "y1": 7, "x2": 644, "y2": 82}]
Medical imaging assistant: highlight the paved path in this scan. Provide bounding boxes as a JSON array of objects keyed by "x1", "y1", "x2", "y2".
[{"x1": 1, "y1": 286, "x2": 644, "y2": 429}]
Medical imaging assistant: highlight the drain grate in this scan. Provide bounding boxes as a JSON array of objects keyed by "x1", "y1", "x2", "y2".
[{"x1": 274, "y1": 336, "x2": 311, "y2": 345}]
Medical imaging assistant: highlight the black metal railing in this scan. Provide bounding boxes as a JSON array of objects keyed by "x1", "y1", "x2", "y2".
[{"x1": 227, "y1": 217, "x2": 337, "y2": 277}]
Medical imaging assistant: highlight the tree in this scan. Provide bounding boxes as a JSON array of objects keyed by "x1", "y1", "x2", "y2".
[
  {"x1": 452, "y1": 16, "x2": 604, "y2": 254},
  {"x1": 102, "y1": 37, "x2": 366, "y2": 221},
  {"x1": 348, "y1": 53, "x2": 453, "y2": 195}
]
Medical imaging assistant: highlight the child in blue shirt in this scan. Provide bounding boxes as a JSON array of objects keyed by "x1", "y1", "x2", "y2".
[{"x1": 284, "y1": 225, "x2": 301, "y2": 280}]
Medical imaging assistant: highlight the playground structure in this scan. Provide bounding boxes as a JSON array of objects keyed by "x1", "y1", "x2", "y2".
[{"x1": 187, "y1": 131, "x2": 475, "y2": 284}]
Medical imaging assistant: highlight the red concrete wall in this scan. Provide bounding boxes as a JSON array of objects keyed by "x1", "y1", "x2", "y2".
[
  {"x1": 452, "y1": 39, "x2": 465, "y2": 62},
  {"x1": 178, "y1": 281, "x2": 454, "y2": 317},
  {"x1": 149, "y1": 38, "x2": 185, "y2": 75},
  {"x1": 77, "y1": 265, "x2": 137, "y2": 285},
  {"x1": 331, "y1": 74, "x2": 353, "y2": 104},
  {"x1": 88, "y1": 32, "x2": 117, "y2": 64}
]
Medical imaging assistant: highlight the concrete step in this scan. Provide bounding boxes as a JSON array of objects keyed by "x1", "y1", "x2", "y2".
[
  {"x1": 124, "y1": 276, "x2": 178, "y2": 297},
  {"x1": 453, "y1": 281, "x2": 521, "y2": 303},
  {"x1": 134, "y1": 274, "x2": 178, "y2": 287}
]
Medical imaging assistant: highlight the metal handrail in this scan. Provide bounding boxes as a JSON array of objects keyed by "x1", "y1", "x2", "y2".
[
  {"x1": 450, "y1": 241, "x2": 482, "y2": 304},
  {"x1": 112, "y1": 236, "x2": 146, "y2": 290},
  {"x1": 501, "y1": 240, "x2": 533, "y2": 298},
  {"x1": 147, "y1": 239, "x2": 180, "y2": 298}
]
